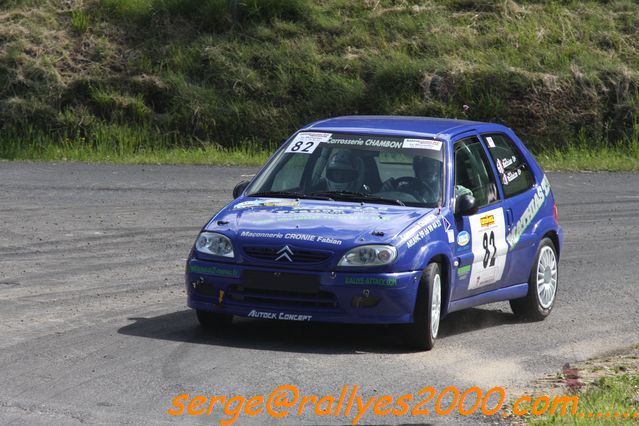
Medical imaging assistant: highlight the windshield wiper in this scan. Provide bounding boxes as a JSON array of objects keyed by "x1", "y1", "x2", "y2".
[
  {"x1": 247, "y1": 191, "x2": 334, "y2": 201},
  {"x1": 310, "y1": 191, "x2": 405, "y2": 206}
]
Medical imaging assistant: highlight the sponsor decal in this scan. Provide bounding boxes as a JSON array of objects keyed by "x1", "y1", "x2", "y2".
[
  {"x1": 247, "y1": 310, "x2": 312, "y2": 321},
  {"x1": 233, "y1": 200, "x2": 260, "y2": 209},
  {"x1": 502, "y1": 168, "x2": 522, "y2": 186},
  {"x1": 284, "y1": 233, "x2": 316, "y2": 242},
  {"x1": 442, "y1": 216, "x2": 454, "y2": 243},
  {"x1": 457, "y1": 264, "x2": 471, "y2": 278},
  {"x1": 234, "y1": 199, "x2": 299, "y2": 210},
  {"x1": 365, "y1": 139, "x2": 404, "y2": 149},
  {"x1": 218, "y1": 290, "x2": 224, "y2": 304},
  {"x1": 401, "y1": 214, "x2": 442, "y2": 249},
  {"x1": 496, "y1": 156, "x2": 521, "y2": 186},
  {"x1": 500, "y1": 155, "x2": 517, "y2": 171},
  {"x1": 270, "y1": 213, "x2": 391, "y2": 223},
  {"x1": 262, "y1": 200, "x2": 299, "y2": 207},
  {"x1": 325, "y1": 137, "x2": 404, "y2": 149},
  {"x1": 291, "y1": 206, "x2": 386, "y2": 214},
  {"x1": 240, "y1": 231, "x2": 343, "y2": 246},
  {"x1": 486, "y1": 136, "x2": 496, "y2": 148},
  {"x1": 316, "y1": 236, "x2": 342, "y2": 245},
  {"x1": 265, "y1": 206, "x2": 392, "y2": 223},
  {"x1": 240, "y1": 231, "x2": 284, "y2": 239},
  {"x1": 506, "y1": 175, "x2": 551, "y2": 250},
  {"x1": 188, "y1": 264, "x2": 240, "y2": 278},
  {"x1": 344, "y1": 276, "x2": 398, "y2": 287},
  {"x1": 321, "y1": 135, "x2": 446, "y2": 153},
  {"x1": 480, "y1": 214, "x2": 495, "y2": 228},
  {"x1": 402, "y1": 138, "x2": 442, "y2": 151},
  {"x1": 457, "y1": 230, "x2": 470, "y2": 247}
]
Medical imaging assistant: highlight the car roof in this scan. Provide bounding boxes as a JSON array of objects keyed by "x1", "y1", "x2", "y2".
[{"x1": 302, "y1": 115, "x2": 505, "y2": 140}]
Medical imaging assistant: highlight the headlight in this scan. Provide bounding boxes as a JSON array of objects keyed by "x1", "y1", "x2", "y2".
[
  {"x1": 338, "y1": 245, "x2": 397, "y2": 267},
  {"x1": 195, "y1": 232, "x2": 234, "y2": 258}
]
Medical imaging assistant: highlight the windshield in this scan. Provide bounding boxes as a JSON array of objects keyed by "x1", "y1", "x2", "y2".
[{"x1": 246, "y1": 132, "x2": 445, "y2": 208}]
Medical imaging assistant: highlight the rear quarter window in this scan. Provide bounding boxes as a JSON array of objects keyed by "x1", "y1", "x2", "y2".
[{"x1": 483, "y1": 133, "x2": 535, "y2": 198}]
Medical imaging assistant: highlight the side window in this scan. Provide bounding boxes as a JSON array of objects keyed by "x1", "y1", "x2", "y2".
[
  {"x1": 454, "y1": 137, "x2": 499, "y2": 208},
  {"x1": 483, "y1": 133, "x2": 535, "y2": 198}
]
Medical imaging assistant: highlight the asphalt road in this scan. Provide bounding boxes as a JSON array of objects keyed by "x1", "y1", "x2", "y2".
[{"x1": 1, "y1": 162, "x2": 638, "y2": 425}]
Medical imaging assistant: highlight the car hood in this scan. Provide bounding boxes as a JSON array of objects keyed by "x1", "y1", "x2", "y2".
[{"x1": 204, "y1": 198, "x2": 434, "y2": 247}]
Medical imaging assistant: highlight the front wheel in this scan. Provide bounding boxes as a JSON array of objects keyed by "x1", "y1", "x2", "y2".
[
  {"x1": 510, "y1": 237, "x2": 558, "y2": 321},
  {"x1": 196, "y1": 310, "x2": 233, "y2": 329},
  {"x1": 405, "y1": 262, "x2": 442, "y2": 351}
]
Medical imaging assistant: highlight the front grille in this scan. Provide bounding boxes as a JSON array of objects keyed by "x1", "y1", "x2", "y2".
[
  {"x1": 243, "y1": 246, "x2": 332, "y2": 263},
  {"x1": 227, "y1": 270, "x2": 337, "y2": 309}
]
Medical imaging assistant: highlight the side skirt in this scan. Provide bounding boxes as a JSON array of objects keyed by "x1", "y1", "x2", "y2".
[{"x1": 447, "y1": 283, "x2": 528, "y2": 314}]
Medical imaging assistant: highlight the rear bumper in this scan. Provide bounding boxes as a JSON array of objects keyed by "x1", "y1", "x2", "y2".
[{"x1": 185, "y1": 258, "x2": 422, "y2": 324}]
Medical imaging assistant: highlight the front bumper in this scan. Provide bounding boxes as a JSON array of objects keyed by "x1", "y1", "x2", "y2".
[{"x1": 185, "y1": 258, "x2": 422, "y2": 324}]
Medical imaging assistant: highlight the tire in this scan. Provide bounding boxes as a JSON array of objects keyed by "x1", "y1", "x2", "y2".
[
  {"x1": 510, "y1": 237, "x2": 558, "y2": 321},
  {"x1": 196, "y1": 310, "x2": 233, "y2": 329},
  {"x1": 405, "y1": 262, "x2": 442, "y2": 351}
]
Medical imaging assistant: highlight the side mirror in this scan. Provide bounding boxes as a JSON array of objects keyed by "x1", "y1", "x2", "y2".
[
  {"x1": 232, "y1": 180, "x2": 250, "y2": 199},
  {"x1": 455, "y1": 194, "x2": 478, "y2": 216}
]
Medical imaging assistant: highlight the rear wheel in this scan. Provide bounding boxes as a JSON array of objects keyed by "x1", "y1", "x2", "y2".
[
  {"x1": 510, "y1": 237, "x2": 558, "y2": 320},
  {"x1": 196, "y1": 310, "x2": 233, "y2": 329},
  {"x1": 405, "y1": 262, "x2": 442, "y2": 351}
]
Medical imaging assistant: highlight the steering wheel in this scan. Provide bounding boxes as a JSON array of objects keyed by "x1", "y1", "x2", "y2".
[{"x1": 392, "y1": 177, "x2": 436, "y2": 204}]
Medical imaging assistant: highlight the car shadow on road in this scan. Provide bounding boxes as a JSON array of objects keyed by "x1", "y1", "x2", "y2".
[
  {"x1": 438, "y1": 308, "x2": 518, "y2": 337},
  {"x1": 118, "y1": 307, "x2": 518, "y2": 354}
]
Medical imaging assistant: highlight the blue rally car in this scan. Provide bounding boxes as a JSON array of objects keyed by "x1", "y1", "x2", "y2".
[{"x1": 185, "y1": 116, "x2": 563, "y2": 350}]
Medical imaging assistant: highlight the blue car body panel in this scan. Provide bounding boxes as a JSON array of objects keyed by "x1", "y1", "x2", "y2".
[{"x1": 186, "y1": 116, "x2": 563, "y2": 324}]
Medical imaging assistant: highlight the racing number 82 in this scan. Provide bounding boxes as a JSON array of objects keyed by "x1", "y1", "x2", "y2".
[
  {"x1": 290, "y1": 141, "x2": 315, "y2": 153},
  {"x1": 482, "y1": 231, "x2": 496, "y2": 268}
]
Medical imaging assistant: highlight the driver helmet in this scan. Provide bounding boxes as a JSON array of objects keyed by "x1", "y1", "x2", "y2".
[
  {"x1": 325, "y1": 150, "x2": 365, "y2": 191},
  {"x1": 413, "y1": 155, "x2": 441, "y2": 185}
]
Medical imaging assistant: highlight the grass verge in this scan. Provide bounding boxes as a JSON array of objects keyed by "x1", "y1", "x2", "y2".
[
  {"x1": 0, "y1": 127, "x2": 271, "y2": 166},
  {"x1": 2, "y1": 138, "x2": 637, "y2": 170},
  {"x1": 505, "y1": 345, "x2": 639, "y2": 425},
  {"x1": 1, "y1": 146, "x2": 271, "y2": 166},
  {"x1": 0, "y1": 143, "x2": 270, "y2": 166},
  {"x1": 537, "y1": 145, "x2": 639, "y2": 172},
  {"x1": 532, "y1": 374, "x2": 639, "y2": 425}
]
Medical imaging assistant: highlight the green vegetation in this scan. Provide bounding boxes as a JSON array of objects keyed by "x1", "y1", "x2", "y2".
[
  {"x1": 531, "y1": 374, "x2": 639, "y2": 425},
  {"x1": 0, "y1": 125, "x2": 269, "y2": 165},
  {"x1": 539, "y1": 143, "x2": 639, "y2": 171},
  {"x1": 539, "y1": 129, "x2": 639, "y2": 171},
  {"x1": 1, "y1": 0, "x2": 639, "y2": 168}
]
